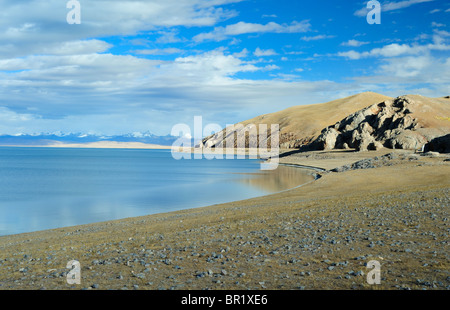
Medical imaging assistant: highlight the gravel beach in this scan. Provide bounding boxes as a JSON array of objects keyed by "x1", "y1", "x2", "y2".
[{"x1": 0, "y1": 149, "x2": 449, "y2": 290}]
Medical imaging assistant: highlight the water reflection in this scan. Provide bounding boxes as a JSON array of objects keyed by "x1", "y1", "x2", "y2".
[
  {"x1": 237, "y1": 164, "x2": 316, "y2": 193},
  {"x1": 0, "y1": 148, "x2": 317, "y2": 236}
]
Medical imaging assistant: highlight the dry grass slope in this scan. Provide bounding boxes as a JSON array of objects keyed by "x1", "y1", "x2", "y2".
[{"x1": 203, "y1": 92, "x2": 393, "y2": 148}]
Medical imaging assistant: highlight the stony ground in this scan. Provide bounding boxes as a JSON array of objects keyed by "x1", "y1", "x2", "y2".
[{"x1": 0, "y1": 150, "x2": 449, "y2": 290}]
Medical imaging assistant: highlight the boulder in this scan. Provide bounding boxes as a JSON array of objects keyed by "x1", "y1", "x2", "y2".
[
  {"x1": 356, "y1": 131, "x2": 375, "y2": 152},
  {"x1": 317, "y1": 127, "x2": 339, "y2": 150},
  {"x1": 387, "y1": 130, "x2": 427, "y2": 150}
]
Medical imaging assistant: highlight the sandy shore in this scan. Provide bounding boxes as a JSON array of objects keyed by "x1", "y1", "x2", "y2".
[{"x1": 0, "y1": 149, "x2": 449, "y2": 290}]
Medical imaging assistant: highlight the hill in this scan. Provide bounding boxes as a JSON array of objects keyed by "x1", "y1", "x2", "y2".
[
  {"x1": 200, "y1": 92, "x2": 392, "y2": 149},
  {"x1": 199, "y1": 92, "x2": 450, "y2": 152}
]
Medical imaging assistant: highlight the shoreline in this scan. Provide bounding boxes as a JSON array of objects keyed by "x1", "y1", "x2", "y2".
[
  {"x1": 278, "y1": 162, "x2": 326, "y2": 173},
  {"x1": 0, "y1": 148, "x2": 449, "y2": 290}
]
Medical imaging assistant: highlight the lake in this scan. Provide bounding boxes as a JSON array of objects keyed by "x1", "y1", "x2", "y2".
[{"x1": 0, "y1": 147, "x2": 313, "y2": 236}]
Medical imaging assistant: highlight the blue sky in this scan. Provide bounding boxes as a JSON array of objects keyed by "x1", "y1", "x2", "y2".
[{"x1": 0, "y1": 0, "x2": 449, "y2": 136}]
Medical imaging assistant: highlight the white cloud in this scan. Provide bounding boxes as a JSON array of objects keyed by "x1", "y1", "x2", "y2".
[
  {"x1": 0, "y1": 107, "x2": 35, "y2": 123},
  {"x1": 262, "y1": 64, "x2": 280, "y2": 71},
  {"x1": 133, "y1": 48, "x2": 184, "y2": 55},
  {"x1": 338, "y1": 37, "x2": 450, "y2": 60},
  {"x1": 0, "y1": 46, "x2": 353, "y2": 135},
  {"x1": 300, "y1": 35, "x2": 335, "y2": 41},
  {"x1": 378, "y1": 55, "x2": 433, "y2": 78},
  {"x1": 254, "y1": 48, "x2": 278, "y2": 57},
  {"x1": 233, "y1": 48, "x2": 249, "y2": 58},
  {"x1": 168, "y1": 50, "x2": 261, "y2": 82},
  {"x1": 341, "y1": 39, "x2": 370, "y2": 47},
  {"x1": 337, "y1": 50, "x2": 364, "y2": 60},
  {"x1": 155, "y1": 30, "x2": 186, "y2": 44},
  {"x1": 355, "y1": 0, "x2": 435, "y2": 16},
  {"x1": 364, "y1": 55, "x2": 450, "y2": 84},
  {"x1": 415, "y1": 33, "x2": 431, "y2": 41},
  {"x1": 340, "y1": 52, "x2": 450, "y2": 99},
  {"x1": 429, "y1": 9, "x2": 441, "y2": 13},
  {"x1": 0, "y1": 0, "x2": 243, "y2": 57},
  {"x1": 224, "y1": 21, "x2": 310, "y2": 35},
  {"x1": 285, "y1": 51, "x2": 305, "y2": 55},
  {"x1": 193, "y1": 20, "x2": 311, "y2": 42},
  {"x1": 45, "y1": 40, "x2": 113, "y2": 56},
  {"x1": 0, "y1": 50, "x2": 274, "y2": 111},
  {"x1": 371, "y1": 43, "x2": 422, "y2": 57},
  {"x1": 431, "y1": 22, "x2": 446, "y2": 27},
  {"x1": 433, "y1": 29, "x2": 450, "y2": 37},
  {"x1": 0, "y1": 37, "x2": 113, "y2": 58},
  {"x1": 338, "y1": 30, "x2": 450, "y2": 97},
  {"x1": 381, "y1": 0, "x2": 434, "y2": 11}
]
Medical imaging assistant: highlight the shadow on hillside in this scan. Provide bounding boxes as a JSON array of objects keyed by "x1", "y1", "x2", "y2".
[{"x1": 424, "y1": 134, "x2": 450, "y2": 153}]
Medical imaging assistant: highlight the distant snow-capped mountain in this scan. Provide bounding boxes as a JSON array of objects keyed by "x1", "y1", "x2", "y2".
[{"x1": 0, "y1": 131, "x2": 183, "y2": 146}]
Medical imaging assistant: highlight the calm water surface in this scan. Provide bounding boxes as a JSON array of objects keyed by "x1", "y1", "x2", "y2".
[{"x1": 0, "y1": 147, "x2": 313, "y2": 236}]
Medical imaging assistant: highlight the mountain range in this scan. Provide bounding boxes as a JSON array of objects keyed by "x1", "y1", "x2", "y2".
[{"x1": 0, "y1": 131, "x2": 180, "y2": 146}]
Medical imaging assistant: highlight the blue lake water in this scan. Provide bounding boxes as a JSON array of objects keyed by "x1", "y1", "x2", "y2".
[{"x1": 0, "y1": 147, "x2": 312, "y2": 236}]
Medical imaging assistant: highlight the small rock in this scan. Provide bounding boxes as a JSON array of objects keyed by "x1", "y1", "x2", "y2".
[{"x1": 135, "y1": 273, "x2": 145, "y2": 279}]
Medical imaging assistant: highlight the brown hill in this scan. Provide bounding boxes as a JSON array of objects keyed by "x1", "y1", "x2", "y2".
[
  {"x1": 199, "y1": 92, "x2": 450, "y2": 152},
  {"x1": 200, "y1": 92, "x2": 392, "y2": 149}
]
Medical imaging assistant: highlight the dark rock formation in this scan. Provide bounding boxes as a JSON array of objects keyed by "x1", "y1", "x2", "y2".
[{"x1": 424, "y1": 134, "x2": 450, "y2": 153}]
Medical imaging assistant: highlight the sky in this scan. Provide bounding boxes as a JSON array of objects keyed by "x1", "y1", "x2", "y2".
[{"x1": 0, "y1": 0, "x2": 449, "y2": 136}]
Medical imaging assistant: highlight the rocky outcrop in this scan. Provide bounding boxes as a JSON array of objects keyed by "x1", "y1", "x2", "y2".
[
  {"x1": 312, "y1": 96, "x2": 435, "y2": 151},
  {"x1": 330, "y1": 152, "x2": 413, "y2": 172}
]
